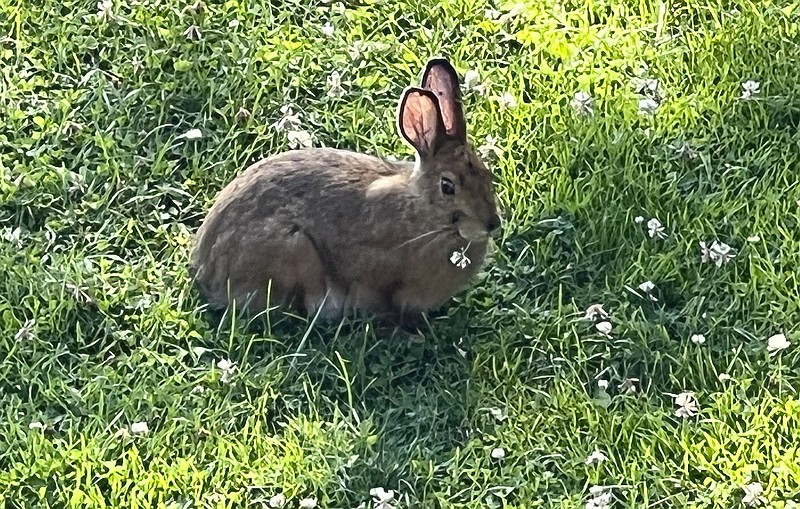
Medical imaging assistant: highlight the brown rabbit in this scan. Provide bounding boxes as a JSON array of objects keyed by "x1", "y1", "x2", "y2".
[{"x1": 190, "y1": 58, "x2": 501, "y2": 320}]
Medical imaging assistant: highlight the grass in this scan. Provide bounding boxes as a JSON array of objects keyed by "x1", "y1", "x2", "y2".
[{"x1": 2, "y1": 0, "x2": 800, "y2": 507}]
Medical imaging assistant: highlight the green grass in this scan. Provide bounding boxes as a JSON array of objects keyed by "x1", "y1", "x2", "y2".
[{"x1": 2, "y1": 0, "x2": 800, "y2": 507}]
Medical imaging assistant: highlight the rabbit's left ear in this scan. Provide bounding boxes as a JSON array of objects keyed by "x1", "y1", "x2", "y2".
[
  {"x1": 397, "y1": 87, "x2": 446, "y2": 157},
  {"x1": 421, "y1": 58, "x2": 467, "y2": 143}
]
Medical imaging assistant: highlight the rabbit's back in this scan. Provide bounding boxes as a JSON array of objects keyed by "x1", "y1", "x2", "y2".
[{"x1": 204, "y1": 149, "x2": 401, "y2": 226}]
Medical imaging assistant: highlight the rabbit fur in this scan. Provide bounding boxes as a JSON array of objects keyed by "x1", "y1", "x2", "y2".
[{"x1": 190, "y1": 58, "x2": 501, "y2": 320}]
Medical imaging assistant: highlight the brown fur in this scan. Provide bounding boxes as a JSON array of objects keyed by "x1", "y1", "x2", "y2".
[{"x1": 190, "y1": 59, "x2": 500, "y2": 319}]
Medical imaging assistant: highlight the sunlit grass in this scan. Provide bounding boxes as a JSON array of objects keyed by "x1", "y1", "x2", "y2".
[{"x1": 2, "y1": 0, "x2": 800, "y2": 507}]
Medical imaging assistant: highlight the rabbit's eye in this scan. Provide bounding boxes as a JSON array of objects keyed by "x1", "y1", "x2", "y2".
[{"x1": 440, "y1": 176, "x2": 456, "y2": 196}]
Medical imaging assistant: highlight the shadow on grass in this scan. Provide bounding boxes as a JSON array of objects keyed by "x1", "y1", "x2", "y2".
[{"x1": 199, "y1": 297, "x2": 479, "y2": 498}]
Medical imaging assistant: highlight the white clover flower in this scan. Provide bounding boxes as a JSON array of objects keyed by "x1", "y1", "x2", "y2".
[
  {"x1": 496, "y1": 92, "x2": 517, "y2": 109},
  {"x1": 477, "y1": 135, "x2": 503, "y2": 160},
  {"x1": 228, "y1": 19, "x2": 239, "y2": 28},
  {"x1": 463, "y1": 69, "x2": 490, "y2": 95},
  {"x1": 370, "y1": 488, "x2": 396, "y2": 509},
  {"x1": 96, "y1": 0, "x2": 113, "y2": 21},
  {"x1": 29, "y1": 421, "x2": 46, "y2": 431},
  {"x1": 463, "y1": 69, "x2": 481, "y2": 91},
  {"x1": 690, "y1": 333, "x2": 706, "y2": 345},
  {"x1": 327, "y1": 70, "x2": 346, "y2": 98},
  {"x1": 178, "y1": 128, "x2": 203, "y2": 140},
  {"x1": 742, "y1": 482, "x2": 765, "y2": 506},
  {"x1": 287, "y1": 130, "x2": 314, "y2": 149},
  {"x1": 638, "y1": 280, "x2": 657, "y2": 300},
  {"x1": 2, "y1": 226, "x2": 24, "y2": 248},
  {"x1": 183, "y1": 25, "x2": 202, "y2": 41},
  {"x1": 491, "y1": 447, "x2": 505, "y2": 460},
  {"x1": 638, "y1": 280, "x2": 655, "y2": 292},
  {"x1": 674, "y1": 391, "x2": 698, "y2": 418},
  {"x1": 586, "y1": 486, "x2": 612, "y2": 509},
  {"x1": 268, "y1": 493, "x2": 286, "y2": 508},
  {"x1": 647, "y1": 217, "x2": 666, "y2": 239},
  {"x1": 374, "y1": 492, "x2": 394, "y2": 504},
  {"x1": 585, "y1": 448, "x2": 608, "y2": 465},
  {"x1": 643, "y1": 78, "x2": 660, "y2": 94},
  {"x1": 747, "y1": 235, "x2": 760, "y2": 242},
  {"x1": 570, "y1": 91, "x2": 594, "y2": 116},
  {"x1": 632, "y1": 77, "x2": 660, "y2": 97},
  {"x1": 131, "y1": 56, "x2": 144, "y2": 73},
  {"x1": 216, "y1": 358, "x2": 235, "y2": 371},
  {"x1": 718, "y1": 373, "x2": 732, "y2": 382},
  {"x1": 595, "y1": 321, "x2": 612, "y2": 337},
  {"x1": 321, "y1": 21, "x2": 334, "y2": 37},
  {"x1": 634, "y1": 215, "x2": 644, "y2": 224},
  {"x1": 489, "y1": 407, "x2": 508, "y2": 421},
  {"x1": 669, "y1": 141, "x2": 697, "y2": 160},
  {"x1": 700, "y1": 240, "x2": 737, "y2": 266},
  {"x1": 273, "y1": 105, "x2": 302, "y2": 131},
  {"x1": 583, "y1": 303, "x2": 608, "y2": 321},
  {"x1": 450, "y1": 247, "x2": 471, "y2": 269},
  {"x1": 741, "y1": 80, "x2": 761, "y2": 100},
  {"x1": 217, "y1": 358, "x2": 238, "y2": 383},
  {"x1": 597, "y1": 379, "x2": 609, "y2": 390},
  {"x1": 767, "y1": 333, "x2": 790, "y2": 355},
  {"x1": 14, "y1": 319, "x2": 35, "y2": 341},
  {"x1": 638, "y1": 97, "x2": 659, "y2": 115},
  {"x1": 131, "y1": 421, "x2": 149, "y2": 435},
  {"x1": 298, "y1": 497, "x2": 317, "y2": 509}
]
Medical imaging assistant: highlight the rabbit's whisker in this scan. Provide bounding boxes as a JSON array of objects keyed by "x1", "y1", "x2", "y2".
[{"x1": 394, "y1": 228, "x2": 448, "y2": 250}]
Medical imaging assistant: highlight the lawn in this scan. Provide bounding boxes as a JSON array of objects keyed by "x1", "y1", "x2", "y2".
[{"x1": 2, "y1": 0, "x2": 800, "y2": 507}]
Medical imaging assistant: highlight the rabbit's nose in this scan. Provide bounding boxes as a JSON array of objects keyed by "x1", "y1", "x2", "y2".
[{"x1": 487, "y1": 213, "x2": 501, "y2": 232}]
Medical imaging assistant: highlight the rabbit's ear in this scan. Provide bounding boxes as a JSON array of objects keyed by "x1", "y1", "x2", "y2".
[
  {"x1": 398, "y1": 87, "x2": 445, "y2": 157},
  {"x1": 421, "y1": 58, "x2": 467, "y2": 143}
]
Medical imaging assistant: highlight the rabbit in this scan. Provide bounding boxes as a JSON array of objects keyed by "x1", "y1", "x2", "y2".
[{"x1": 190, "y1": 58, "x2": 501, "y2": 321}]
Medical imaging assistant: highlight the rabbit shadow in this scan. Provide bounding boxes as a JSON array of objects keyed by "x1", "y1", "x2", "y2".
[{"x1": 197, "y1": 291, "x2": 487, "y2": 503}]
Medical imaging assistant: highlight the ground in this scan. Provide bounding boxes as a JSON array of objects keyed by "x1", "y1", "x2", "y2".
[{"x1": 2, "y1": 0, "x2": 800, "y2": 508}]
